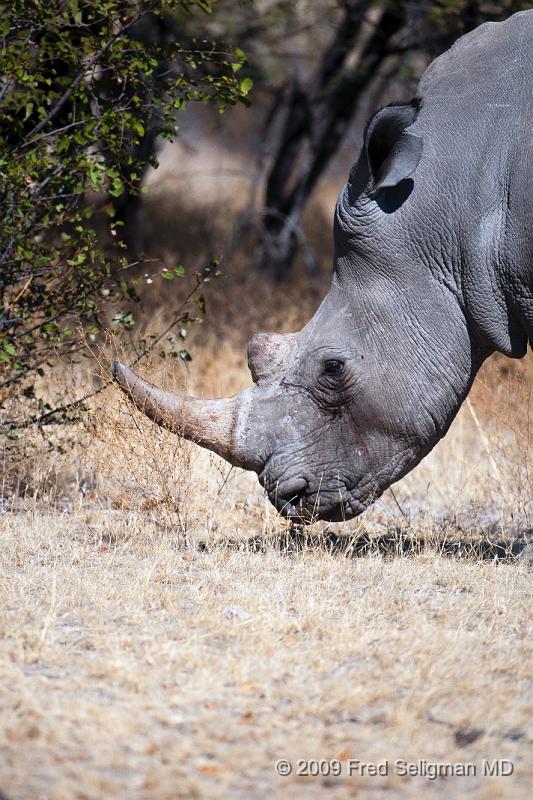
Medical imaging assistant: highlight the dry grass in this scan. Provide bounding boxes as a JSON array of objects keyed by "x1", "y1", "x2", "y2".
[{"x1": 1, "y1": 509, "x2": 532, "y2": 800}]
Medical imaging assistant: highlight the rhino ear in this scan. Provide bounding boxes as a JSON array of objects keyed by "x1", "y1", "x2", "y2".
[{"x1": 364, "y1": 99, "x2": 423, "y2": 196}]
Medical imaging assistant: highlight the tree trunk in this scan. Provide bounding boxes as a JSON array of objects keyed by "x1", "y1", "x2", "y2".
[{"x1": 261, "y1": 0, "x2": 407, "y2": 278}]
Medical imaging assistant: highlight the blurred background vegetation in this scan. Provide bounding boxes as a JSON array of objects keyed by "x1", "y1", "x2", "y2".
[{"x1": 1, "y1": 0, "x2": 532, "y2": 434}]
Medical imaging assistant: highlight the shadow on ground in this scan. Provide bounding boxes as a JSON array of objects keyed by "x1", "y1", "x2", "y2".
[{"x1": 198, "y1": 525, "x2": 533, "y2": 562}]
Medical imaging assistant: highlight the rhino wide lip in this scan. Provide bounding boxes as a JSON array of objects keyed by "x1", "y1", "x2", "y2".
[
  {"x1": 271, "y1": 490, "x2": 367, "y2": 523},
  {"x1": 260, "y1": 446, "x2": 419, "y2": 522},
  {"x1": 260, "y1": 467, "x2": 368, "y2": 522}
]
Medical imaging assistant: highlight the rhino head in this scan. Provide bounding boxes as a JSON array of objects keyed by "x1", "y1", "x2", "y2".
[{"x1": 113, "y1": 98, "x2": 490, "y2": 522}]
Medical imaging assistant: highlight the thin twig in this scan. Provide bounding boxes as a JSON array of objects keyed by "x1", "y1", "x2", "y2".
[
  {"x1": 20, "y1": 119, "x2": 88, "y2": 150},
  {"x1": 1, "y1": 268, "x2": 213, "y2": 431},
  {"x1": 388, "y1": 487, "x2": 409, "y2": 524}
]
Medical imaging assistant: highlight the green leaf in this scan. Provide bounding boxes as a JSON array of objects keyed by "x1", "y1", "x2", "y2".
[
  {"x1": 240, "y1": 78, "x2": 253, "y2": 96},
  {"x1": 1, "y1": 339, "x2": 17, "y2": 356},
  {"x1": 111, "y1": 312, "x2": 135, "y2": 329},
  {"x1": 132, "y1": 119, "x2": 145, "y2": 137},
  {"x1": 108, "y1": 178, "x2": 125, "y2": 198}
]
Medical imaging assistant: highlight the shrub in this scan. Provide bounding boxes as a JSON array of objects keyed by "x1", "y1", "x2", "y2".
[{"x1": 0, "y1": 0, "x2": 251, "y2": 424}]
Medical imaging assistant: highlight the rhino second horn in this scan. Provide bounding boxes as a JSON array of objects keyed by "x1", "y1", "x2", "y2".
[
  {"x1": 112, "y1": 362, "x2": 248, "y2": 468},
  {"x1": 247, "y1": 332, "x2": 297, "y2": 384}
]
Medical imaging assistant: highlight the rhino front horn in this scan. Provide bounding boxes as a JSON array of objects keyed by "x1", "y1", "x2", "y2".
[{"x1": 112, "y1": 362, "x2": 251, "y2": 469}]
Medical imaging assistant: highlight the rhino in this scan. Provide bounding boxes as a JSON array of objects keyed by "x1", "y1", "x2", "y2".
[{"x1": 113, "y1": 11, "x2": 533, "y2": 523}]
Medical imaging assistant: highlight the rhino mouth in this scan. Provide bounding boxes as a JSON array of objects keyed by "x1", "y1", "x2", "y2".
[
  {"x1": 272, "y1": 492, "x2": 365, "y2": 523},
  {"x1": 261, "y1": 468, "x2": 367, "y2": 523}
]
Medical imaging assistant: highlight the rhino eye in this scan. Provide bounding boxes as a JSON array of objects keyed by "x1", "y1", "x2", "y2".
[{"x1": 323, "y1": 359, "x2": 344, "y2": 376}]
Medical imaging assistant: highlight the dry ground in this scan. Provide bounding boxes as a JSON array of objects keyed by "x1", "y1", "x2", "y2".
[
  {"x1": 1, "y1": 348, "x2": 532, "y2": 800},
  {"x1": 0, "y1": 509, "x2": 531, "y2": 800}
]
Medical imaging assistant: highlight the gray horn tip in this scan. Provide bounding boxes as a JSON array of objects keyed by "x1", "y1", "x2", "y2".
[{"x1": 112, "y1": 361, "x2": 135, "y2": 392}]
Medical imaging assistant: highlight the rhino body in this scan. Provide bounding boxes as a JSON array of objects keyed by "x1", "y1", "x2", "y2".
[{"x1": 114, "y1": 12, "x2": 533, "y2": 522}]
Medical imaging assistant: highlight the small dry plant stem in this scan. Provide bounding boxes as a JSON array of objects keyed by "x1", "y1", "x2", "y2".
[
  {"x1": 466, "y1": 398, "x2": 504, "y2": 486},
  {"x1": 34, "y1": 574, "x2": 57, "y2": 658}
]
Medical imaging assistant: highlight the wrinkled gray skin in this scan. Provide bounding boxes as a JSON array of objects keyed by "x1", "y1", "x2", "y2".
[{"x1": 114, "y1": 12, "x2": 533, "y2": 522}]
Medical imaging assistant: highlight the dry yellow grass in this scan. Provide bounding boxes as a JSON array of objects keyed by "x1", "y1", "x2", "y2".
[{"x1": 1, "y1": 509, "x2": 532, "y2": 800}]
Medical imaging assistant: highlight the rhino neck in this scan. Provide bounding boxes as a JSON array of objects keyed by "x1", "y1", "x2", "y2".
[
  {"x1": 414, "y1": 12, "x2": 533, "y2": 360},
  {"x1": 459, "y1": 204, "x2": 533, "y2": 360}
]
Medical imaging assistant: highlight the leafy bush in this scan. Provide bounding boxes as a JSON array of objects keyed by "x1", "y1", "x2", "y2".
[{"x1": 0, "y1": 0, "x2": 252, "y2": 422}]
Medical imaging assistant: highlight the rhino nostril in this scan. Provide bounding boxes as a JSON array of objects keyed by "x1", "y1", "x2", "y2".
[{"x1": 275, "y1": 477, "x2": 308, "y2": 504}]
